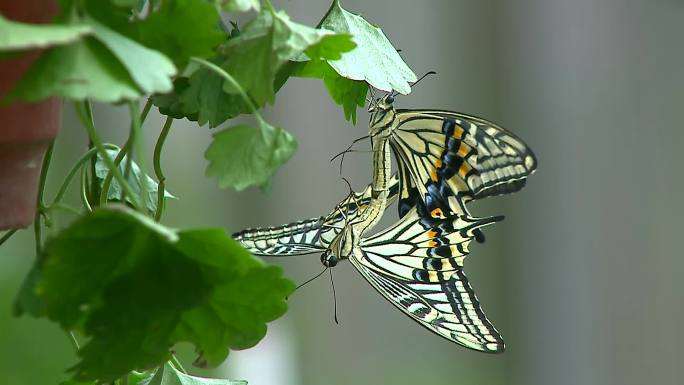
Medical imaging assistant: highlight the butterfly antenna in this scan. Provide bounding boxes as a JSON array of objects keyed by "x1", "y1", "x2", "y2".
[
  {"x1": 329, "y1": 267, "x2": 339, "y2": 324},
  {"x1": 291, "y1": 267, "x2": 328, "y2": 296},
  {"x1": 331, "y1": 135, "x2": 370, "y2": 175},
  {"x1": 391, "y1": 70, "x2": 437, "y2": 97}
]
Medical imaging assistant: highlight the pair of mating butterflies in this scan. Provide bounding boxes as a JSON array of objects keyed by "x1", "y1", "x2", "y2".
[{"x1": 234, "y1": 95, "x2": 537, "y2": 353}]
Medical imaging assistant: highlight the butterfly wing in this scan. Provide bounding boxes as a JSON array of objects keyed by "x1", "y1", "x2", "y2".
[
  {"x1": 351, "y1": 206, "x2": 505, "y2": 352},
  {"x1": 233, "y1": 174, "x2": 400, "y2": 256},
  {"x1": 391, "y1": 109, "x2": 537, "y2": 218}
]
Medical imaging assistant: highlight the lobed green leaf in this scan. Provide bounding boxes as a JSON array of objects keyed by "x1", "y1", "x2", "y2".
[
  {"x1": 220, "y1": 9, "x2": 355, "y2": 105},
  {"x1": 319, "y1": 0, "x2": 416, "y2": 94},
  {"x1": 0, "y1": 15, "x2": 91, "y2": 52},
  {"x1": 205, "y1": 122, "x2": 297, "y2": 191},
  {"x1": 23, "y1": 207, "x2": 293, "y2": 381}
]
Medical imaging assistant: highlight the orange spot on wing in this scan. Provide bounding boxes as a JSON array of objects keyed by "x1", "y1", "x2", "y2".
[
  {"x1": 458, "y1": 163, "x2": 471, "y2": 178},
  {"x1": 457, "y1": 143, "x2": 470, "y2": 158},
  {"x1": 431, "y1": 208, "x2": 445, "y2": 218},
  {"x1": 453, "y1": 126, "x2": 464, "y2": 139},
  {"x1": 430, "y1": 168, "x2": 439, "y2": 182}
]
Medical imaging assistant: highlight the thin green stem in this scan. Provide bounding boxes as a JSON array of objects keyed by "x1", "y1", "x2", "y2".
[
  {"x1": 170, "y1": 354, "x2": 187, "y2": 374},
  {"x1": 80, "y1": 166, "x2": 92, "y2": 212},
  {"x1": 0, "y1": 229, "x2": 18, "y2": 247},
  {"x1": 46, "y1": 144, "x2": 118, "y2": 209},
  {"x1": 153, "y1": 117, "x2": 173, "y2": 221},
  {"x1": 76, "y1": 101, "x2": 142, "y2": 212},
  {"x1": 100, "y1": 140, "x2": 131, "y2": 207},
  {"x1": 190, "y1": 57, "x2": 265, "y2": 124},
  {"x1": 34, "y1": 140, "x2": 55, "y2": 256},
  {"x1": 129, "y1": 101, "x2": 148, "y2": 213},
  {"x1": 68, "y1": 331, "x2": 80, "y2": 351},
  {"x1": 140, "y1": 98, "x2": 153, "y2": 124},
  {"x1": 100, "y1": 99, "x2": 151, "y2": 207}
]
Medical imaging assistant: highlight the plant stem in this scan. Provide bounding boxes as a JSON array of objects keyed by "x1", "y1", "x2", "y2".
[
  {"x1": 0, "y1": 229, "x2": 18, "y2": 247},
  {"x1": 170, "y1": 354, "x2": 187, "y2": 374},
  {"x1": 68, "y1": 331, "x2": 80, "y2": 351},
  {"x1": 100, "y1": 140, "x2": 131, "y2": 207},
  {"x1": 76, "y1": 101, "x2": 141, "y2": 212},
  {"x1": 153, "y1": 117, "x2": 173, "y2": 221},
  {"x1": 190, "y1": 57, "x2": 266, "y2": 124},
  {"x1": 34, "y1": 140, "x2": 55, "y2": 256},
  {"x1": 129, "y1": 101, "x2": 148, "y2": 213},
  {"x1": 100, "y1": 99, "x2": 152, "y2": 207},
  {"x1": 80, "y1": 165, "x2": 93, "y2": 212},
  {"x1": 47, "y1": 144, "x2": 118, "y2": 209}
]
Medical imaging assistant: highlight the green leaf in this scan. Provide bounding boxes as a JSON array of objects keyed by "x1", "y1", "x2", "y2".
[
  {"x1": 220, "y1": 9, "x2": 355, "y2": 104},
  {"x1": 151, "y1": 77, "x2": 199, "y2": 121},
  {"x1": 293, "y1": 60, "x2": 368, "y2": 124},
  {"x1": 28, "y1": 206, "x2": 293, "y2": 381},
  {"x1": 145, "y1": 362, "x2": 247, "y2": 385},
  {"x1": 129, "y1": 370, "x2": 155, "y2": 385},
  {"x1": 136, "y1": 0, "x2": 225, "y2": 69},
  {"x1": 179, "y1": 66, "x2": 251, "y2": 127},
  {"x1": 319, "y1": 0, "x2": 416, "y2": 94},
  {"x1": 219, "y1": 0, "x2": 260, "y2": 13},
  {"x1": 110, "y1": 0, "x2": 139, "y2": 6},
  {"x1": 6, "y1": 37, "x2": 141, "y2": 102},
  {"x1": 205, "y1": 122, "x2": 297, "y2": 191},
  {"x1": 94, "y1": 149, "x2": 176, "y2": 213},
  {"x1": 172, "y1": 229, "x2": 293, "y2": 365},
  {"x1": 0, "y1": 14, "x2": 91, "y2": 51},
  {"x1": 58, "y1": 381, "x2": 95, "y2": 385},
  {"x1": 86, "y1": 17, "x2": 176, "y2": 95}
]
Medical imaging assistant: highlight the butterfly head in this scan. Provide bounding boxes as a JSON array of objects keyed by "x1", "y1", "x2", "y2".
[
  {"x1": 368, "y1": 94, "x2": 396, "y2": 137},
  {"x1": 320, "y1": 251, "x2": 339, "y2": 267}
]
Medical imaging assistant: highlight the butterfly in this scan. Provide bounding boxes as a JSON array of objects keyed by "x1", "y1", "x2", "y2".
[
  {"x1": 236, "y1": 188, "x2": 507, "y2": 352},
  {"x1": 234, "y1": 92, "x2": 536, "y2": 353},
  {"x1": 368, "y1": 94, "x2": 537, "y2": 218}
]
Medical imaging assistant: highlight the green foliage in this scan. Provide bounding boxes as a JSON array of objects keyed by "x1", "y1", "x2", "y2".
[
  {"x1": 144, "y1": 362, "x2": 246, "y2": 385},
  {"x1": 2, "y1": 0, "x2": 417, "y2": 383},
  {"x1": 293, "y1": 59, "x2": 368, "y2": 124},
  {"x1": 24, "y1": 207, "x2": 293, "y2": 381},
  {"x1": 6, "y1": 38, "x2": 143, "y2": 102},
  {"x1": 220, "y1": 8, "x2": 355, "y2": 105},
  {"x1": 220, "y1": 0, "x2": 261, "y2": 13},
  {"x1": 319, "y1": 0, "x2": 416, "y2": 94},
  {"x1": 135, "y1": 0, "x2": 226, "y2": 69},
  {"x1": 285, "y1": 0, "x2": 416, "y2": 123},
  {"x1": 94, "y1": 149, "x2": 176, "y2": 213},
  {"x1": 206, "y1": 122, "x2": 297, "y2": 191},
  {"x1": 0, "y1": 15, "x2": 91, "y2": 51}
]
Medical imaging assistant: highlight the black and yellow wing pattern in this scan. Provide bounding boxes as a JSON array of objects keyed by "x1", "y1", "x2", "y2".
[
  {"x1": 234, "y1": 174, "x2": 400, "y2": 256},
  {"x1": 351, "y1": 205, "x2": 506, "y2": 352},
  {"x1": 390, "y1": 109, "x2": 537, "y2": 218}
]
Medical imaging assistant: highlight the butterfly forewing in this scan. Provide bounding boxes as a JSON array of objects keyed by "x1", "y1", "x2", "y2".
[
  {"x1": 392, "y1": 109, "x2": 537, "y2": 218},
  {"x1": 234, "y1": 174, "x2": 400, "y2": 256}
]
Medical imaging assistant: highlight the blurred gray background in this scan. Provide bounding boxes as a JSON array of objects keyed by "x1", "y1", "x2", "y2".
[{"x1": 1, "y1": 0, "x2": 683, "y2": 384}]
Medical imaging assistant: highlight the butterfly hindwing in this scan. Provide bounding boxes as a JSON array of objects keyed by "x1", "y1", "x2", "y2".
[{"x1": 351, "y1": 206, "x2": 505, "y2": 352}]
